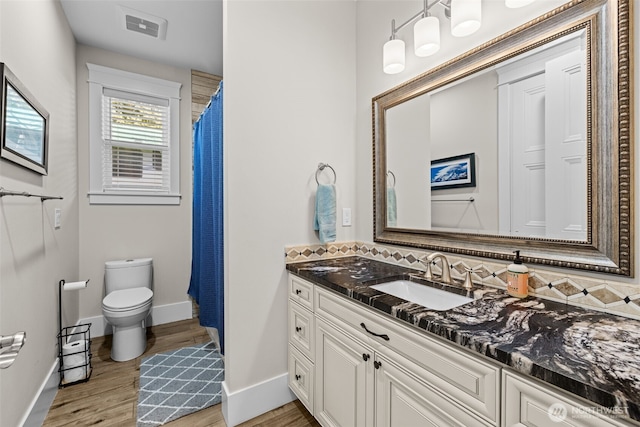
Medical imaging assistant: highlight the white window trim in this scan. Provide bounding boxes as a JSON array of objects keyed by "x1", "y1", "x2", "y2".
[{"x1": 87, "y1": 63, "x2": 182, "y2": 205}]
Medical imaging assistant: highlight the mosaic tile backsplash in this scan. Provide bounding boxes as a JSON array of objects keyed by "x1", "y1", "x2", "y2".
[{"x1": 284, "y1": 241, "x2": 640, "y2": 321}]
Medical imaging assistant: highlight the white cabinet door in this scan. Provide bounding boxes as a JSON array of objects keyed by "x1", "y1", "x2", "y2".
[
  {"x1": 502, "y1": 371, "x2": 630, "y2": 427},
  {"x1": 375, "y1": 354, "x2": 491, "y2": 427},
  {"x1": 315, "y1": 318, "x2": 374, "y2": 427}
]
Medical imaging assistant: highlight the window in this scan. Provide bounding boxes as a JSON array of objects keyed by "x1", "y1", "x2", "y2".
[{"x1": 87, "y1": 64, "x2": 181, "y2": 205}]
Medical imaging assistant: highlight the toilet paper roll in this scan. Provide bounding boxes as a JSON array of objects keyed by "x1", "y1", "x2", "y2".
[
  {"x1": 62, "y1": 280, "x2": 89, "y2": 291},
  {"x1": 62, "y1": 340, "x2": 89, "y2": 383}
]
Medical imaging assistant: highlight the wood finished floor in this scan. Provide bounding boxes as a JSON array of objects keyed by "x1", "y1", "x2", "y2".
[{"x1": 43, "y1": 318, "x2": 320, "y2": 427}]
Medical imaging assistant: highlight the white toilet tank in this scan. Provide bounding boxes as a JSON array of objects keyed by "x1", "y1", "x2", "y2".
[{"x1": 105, "y1": 258, "x2": 153, "y2": 294}]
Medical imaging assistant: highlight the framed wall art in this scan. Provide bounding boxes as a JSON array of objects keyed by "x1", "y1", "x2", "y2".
[
  {"x1": 430, "y1": 153, "x2": 475, "y2": 190},
  {"x1": 1, "y1": 63, "x2": 49, "y2": 175}
]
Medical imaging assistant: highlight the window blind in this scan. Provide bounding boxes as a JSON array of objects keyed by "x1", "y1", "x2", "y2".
[{"x1": 102, "y1": 88, "x2": 170, "y2": 192}]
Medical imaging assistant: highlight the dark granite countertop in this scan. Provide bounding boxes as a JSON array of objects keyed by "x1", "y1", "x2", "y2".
[{"x1": 286, "y1": 256, "x2": 640, "y2": 424}]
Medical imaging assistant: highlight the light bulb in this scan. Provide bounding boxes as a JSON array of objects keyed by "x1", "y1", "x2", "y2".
[
  {"x1": 505, "y1": 0, "x2": 535, "y2": 8},
  {"x1": 383, "y1": 39, "x2": 405, "y2": 74},
  {"x1": 451, "y1": 0, "x2": 481, "y2": 37},
  {"x1": 414, "y1": 16, "x2": 440, "y2": 57}
]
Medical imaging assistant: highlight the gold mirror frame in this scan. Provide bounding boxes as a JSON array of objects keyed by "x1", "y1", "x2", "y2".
[{"x1": 373, "y1": 0, "x2": 633, "y2": 276}]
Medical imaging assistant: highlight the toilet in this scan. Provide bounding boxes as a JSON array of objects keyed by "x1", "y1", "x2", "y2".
[{"x1": 102, "y1": 258, "x2": 154, "y2": 362}]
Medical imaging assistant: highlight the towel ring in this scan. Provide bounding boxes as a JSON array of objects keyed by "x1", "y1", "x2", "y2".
[
  {"x1": 316, "y1": 163, "x2": 337, "y2": 185},
  {"x1": 387, "y1": 171, "x2": 396, "y2": 189}
]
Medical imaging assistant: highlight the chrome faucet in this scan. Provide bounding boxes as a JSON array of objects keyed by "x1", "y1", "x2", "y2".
[{"x1": 422, "y1": 252, "x2": 452, "y2": 284}]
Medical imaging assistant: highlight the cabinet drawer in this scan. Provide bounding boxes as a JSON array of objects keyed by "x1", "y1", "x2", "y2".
[
  {"x1": 502, "y1": 370, "x2": 631, "y2": 427},
  {"x1": 290, "y1": 275, "x2": 314, "y2": 310},
  {"x1": 289, "y1": 344, "x2": 314, "y2": 416},
  {"x1": 289, "y1": 300, "x2": 314, "y2": 360},
  {"x1": 315, "y1": 286, "x2": 500, "y2": 424}
]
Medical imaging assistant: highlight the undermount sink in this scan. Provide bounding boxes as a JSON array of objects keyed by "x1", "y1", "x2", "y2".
[{"x1": 370, "y1": 280, "x2": 474, "y2": 311}]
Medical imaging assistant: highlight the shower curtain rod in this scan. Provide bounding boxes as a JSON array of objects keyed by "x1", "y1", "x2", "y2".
[{"x1": 204, "y1": 82, "x2": 222, "y2": 111}]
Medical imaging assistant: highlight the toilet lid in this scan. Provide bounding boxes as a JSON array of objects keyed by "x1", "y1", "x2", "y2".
[{"x1": 103, "y1": 288, "x2": 153, "y2": 311}]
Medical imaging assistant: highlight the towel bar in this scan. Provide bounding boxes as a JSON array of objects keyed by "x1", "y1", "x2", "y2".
[
  {"x1": 315, "y1": 163, "x2": 336, "y2": 185},
  {"x1": 0, "y1": 187, "x2": 63, "y2": 201},
  {"x1": 431, "y1": 197, "x2": 475, "y2": 203}
]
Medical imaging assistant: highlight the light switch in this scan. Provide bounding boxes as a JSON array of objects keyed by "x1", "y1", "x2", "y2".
[
  {"x1": 54, "y1": 208, "x2": 62, "y2": 229},
  {"x1": 342, "y1": 208, "x2": 352, "y2": 227}
]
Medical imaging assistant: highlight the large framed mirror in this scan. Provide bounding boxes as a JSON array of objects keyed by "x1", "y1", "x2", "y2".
[{"x1": 373, "y1": 0, "x2": 633, "y2": 276}]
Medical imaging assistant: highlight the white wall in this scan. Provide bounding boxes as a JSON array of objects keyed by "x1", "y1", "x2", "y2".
[
  {"x1": 223, "y1": 0, "x2": 356, "y2": 423},
  {"x1": 0, "y1": 1, "x2": 78, "y2": 425},
  {"x1": 386, "y1": 96, "x2": 431, "y2": 229},
  {"x1": 76, "y1": 45, "x2": 193, "y2": 325},
  {"x1": 430, "y1": 71, "x2": 498, "y2": 232}
]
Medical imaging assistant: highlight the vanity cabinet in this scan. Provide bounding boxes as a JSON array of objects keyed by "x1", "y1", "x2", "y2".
[
  {"x1": 288, "y1": 274, "x2": 635, "y2": 427},
  {"x1": 502, "y1": 371, "x2": 632, "y2": 427},
  {"x1": 288, "y1": 274, "x2": 499, "y2": 426}
]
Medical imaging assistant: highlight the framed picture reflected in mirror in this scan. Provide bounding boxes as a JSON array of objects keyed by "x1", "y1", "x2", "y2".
[{"x1": 430, "y1": 152, "x2": 476, "y2": 190}]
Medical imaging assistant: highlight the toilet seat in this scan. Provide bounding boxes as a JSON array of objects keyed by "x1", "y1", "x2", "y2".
[{"x1": 102, "y1": 288, "x2": 153, "y2": 312}]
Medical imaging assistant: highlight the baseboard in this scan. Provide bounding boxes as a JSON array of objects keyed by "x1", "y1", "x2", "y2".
[
  {"x1": 222, "y1": 372, "x2": 296, "y2": 426},
  {"x1": 20, "y1": 359, "x2": 59, "y2": 427},
  {"x1": 79, "y1": 300, "x2": 193, "y2": 338}
]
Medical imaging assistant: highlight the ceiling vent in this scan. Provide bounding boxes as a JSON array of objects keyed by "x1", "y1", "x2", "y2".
[{"x1": 118, "y1": 5, "x2": 167, "y2": 40}]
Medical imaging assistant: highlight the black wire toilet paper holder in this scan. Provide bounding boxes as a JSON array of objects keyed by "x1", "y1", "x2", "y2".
[{"x1": 57, "y1": 279, "x2": 93, "y2": 388}]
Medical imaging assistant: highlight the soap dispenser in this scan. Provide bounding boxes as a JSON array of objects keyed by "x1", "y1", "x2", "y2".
[{"x1": 506, "y1": 250, "x2": 529, "y2": 298}]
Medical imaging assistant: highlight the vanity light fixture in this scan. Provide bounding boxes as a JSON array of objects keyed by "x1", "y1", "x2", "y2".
[
  {"x1": 450, "y1": 0, "x2": 482, "y2": 37},
  {"x1": 505, "y1": 0, "x2": 536, "y2": 8},
  {"x1": 383, "y1": 0, "x2": 535, "y2": 74},
  {"x1": 414, "y1": 14, "x2": 441, "y2": 57},
  {"x1": 383, "y1": 37, "x2": 406, "y2": 74}
]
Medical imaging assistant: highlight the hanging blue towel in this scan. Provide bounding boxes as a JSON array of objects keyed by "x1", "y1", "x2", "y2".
[
  {"x1": 314, "y1": 184, "x2": 336, "y2": 243},
  {"x1": 387, "y1": 187, "x2": 397, "y2": 227}
]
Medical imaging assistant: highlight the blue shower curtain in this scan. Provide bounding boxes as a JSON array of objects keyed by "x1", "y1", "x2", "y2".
[{"x1": 189, "y1": 82, "x2": 224, "y2": 353}]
